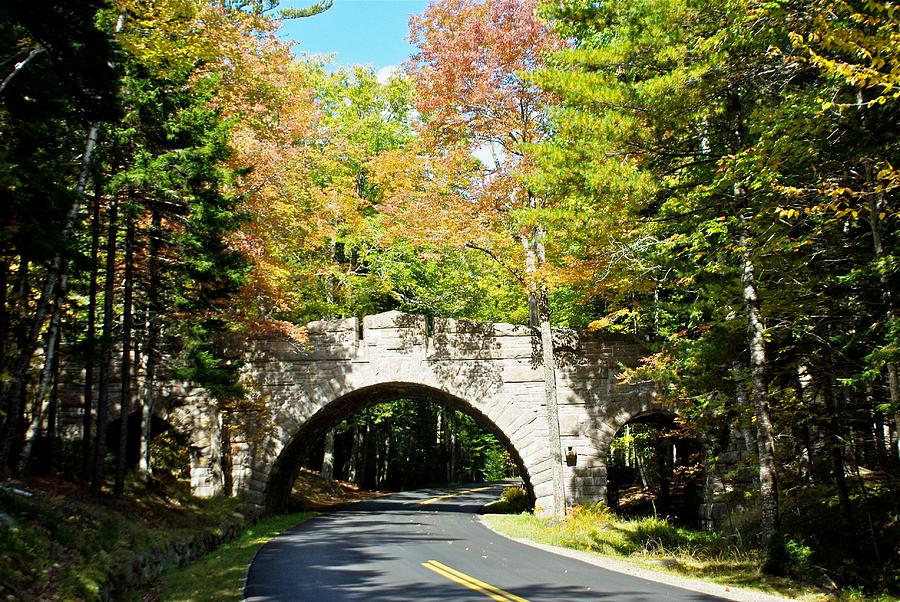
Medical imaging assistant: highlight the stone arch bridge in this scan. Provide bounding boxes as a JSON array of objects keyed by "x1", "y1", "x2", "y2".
[{"x1": 176, "y1": 311, "x2": 665, "y2": 514}]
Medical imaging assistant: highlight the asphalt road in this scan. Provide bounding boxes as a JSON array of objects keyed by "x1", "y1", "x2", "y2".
[{"x1": 243, "y1": 482, "x2": 727, "y2": 601}]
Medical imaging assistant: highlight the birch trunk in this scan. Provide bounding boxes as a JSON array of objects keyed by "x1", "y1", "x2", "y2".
[
  {"x1": 0, "y1": 45, "x2": 44, "y2": 95},
  {"x1": 0, "y1": 126, "x2": 100, "y2": 472},
  {"x1": 448, "y1": 410, "x2": 456, "y2": 483},
  {"x1": 17, "y1": 273, "x2": 68, "y2": 473},
  {"x1": 739, "y1": 226, "x2": 779, "y2": 553},
  {"x1": 727, "y1": 88, "x2": 778, "y2": 556}
]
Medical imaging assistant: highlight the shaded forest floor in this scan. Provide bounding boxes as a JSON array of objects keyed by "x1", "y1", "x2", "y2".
[
  {"x1": 289, "y1": 466, "x2": 386, "y2": 511},
  {"x1": 0, "y1": 475, "x2": 258, "y2": 600},
  {"x1": 0, "y1": 469, "x2": 385, "y2": 601}
]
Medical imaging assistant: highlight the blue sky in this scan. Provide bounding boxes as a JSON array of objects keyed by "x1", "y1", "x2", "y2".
[{"x1": 278, "y1": 0, "x2": 431, "y2": 73}]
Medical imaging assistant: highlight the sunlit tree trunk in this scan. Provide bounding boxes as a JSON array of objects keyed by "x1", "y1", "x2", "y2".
[
  {"x1": 321, "y1": 428, "x2": 335, "y2": 483},
  {"x1": 447, "y1": 409, "x2": 456, "y2": 483},
  {"x1": 17, "y1": 273, "x2": 67, "y2": 473},
  {"x1": 738, "y1": 225, "x2": 779, "y2": 554},
  {"x1": 725, "y1": 87, "x2": 779, "y2": 555},
  {"x1": 0, "y1": 124, "x2": 100, "y2": 473},
  {"x1": 524, "y1": 218, "x2": 565, "y2": 517}
]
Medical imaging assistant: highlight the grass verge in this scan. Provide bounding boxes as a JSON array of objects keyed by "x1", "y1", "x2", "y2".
[
  {"x1": 155, "y1": 511, "x2": 316, "y2": 602},
  {"x1": 483, "y1": 505, "x2": 833, "y2": 602}
]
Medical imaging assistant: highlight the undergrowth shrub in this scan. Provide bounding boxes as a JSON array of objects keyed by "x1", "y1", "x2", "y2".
[
  {"x1": 763, "y1": 533, "x2": 813, "y2": 579},
  {"x1": 501, "y1": 486, "x2": 527, "y2": 504},
  {"x1": 485, "y1": 486, "x2": 531, "y2": 514}
]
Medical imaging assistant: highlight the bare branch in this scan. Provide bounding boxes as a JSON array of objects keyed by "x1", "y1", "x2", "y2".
[
  {"x1": 464, "y1": 241, "x2": 527, "y2": 287},
  {"x1": 0, "y1": 45, "x2": 44, "y2": 95}
]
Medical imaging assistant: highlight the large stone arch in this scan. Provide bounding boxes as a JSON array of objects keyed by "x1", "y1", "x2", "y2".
[
  {"x1": 175, "y1": 311, "x2": 663, "y2": 515},
  {"x1": 263, "y1": 381, "x2": 537, "y2": 512}
]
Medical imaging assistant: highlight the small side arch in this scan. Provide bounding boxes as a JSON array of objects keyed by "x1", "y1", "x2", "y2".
[{"x1": 600, "y1": 405, "x2": 705, "y2": 525}]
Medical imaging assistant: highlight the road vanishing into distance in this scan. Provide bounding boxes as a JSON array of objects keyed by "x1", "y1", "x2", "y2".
[{"x1": 244, "y1": 483, "x2": 727, "y2": 602}]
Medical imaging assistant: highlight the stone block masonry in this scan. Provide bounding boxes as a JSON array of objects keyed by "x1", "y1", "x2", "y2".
[{"x1": 165, "y1": 311, "x2": 666, "y2": 515}]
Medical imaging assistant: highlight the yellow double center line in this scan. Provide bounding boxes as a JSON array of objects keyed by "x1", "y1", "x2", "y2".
[
  {"x1": 419, "y1": 486, "x2": 496, "y2": 505},
  {"x1": 422, "y1": 560, "x2": 529, "y2": 602}
]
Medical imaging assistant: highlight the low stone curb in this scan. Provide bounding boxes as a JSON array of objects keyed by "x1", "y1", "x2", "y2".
[{"x1": 102, "y1": 513, "x2": 258, "y2": 601}]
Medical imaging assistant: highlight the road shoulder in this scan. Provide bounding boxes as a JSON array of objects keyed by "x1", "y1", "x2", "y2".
[{"x1": 477, "y1": 516, "x2": 796, "y2": 602}]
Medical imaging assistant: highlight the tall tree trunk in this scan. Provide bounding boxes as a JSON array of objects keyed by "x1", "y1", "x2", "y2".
[
  {"x1": 865, "y1": 169, "x2": 900, "y2": 461},
  {"x1": 88, "y1": 15, "x2": 125, "y2": 492},
  {"x1": 0, "y1": 125, "x2": 100, "y2": 473},
  {"x1": 114, "y1": 219, "x2": 135, "y2": 496},
  {"x1": 381, "y1": 432, "x2": 390, "y2": 488},
  {"x1": 820, "y1": 376, "x2": 856, "y2": 551},
  {"x1": 525, "y1": 220, "x2": 565, "y2": 517},
  {"x1": 359, "y1": 419, "x2": 370, "y2": 488},
  {"x1": 17, "y1": 272, "x2": 67, "y2": 473},
  {"x1": 538, "y1": 289, "x2": 565, "y2": 514},
  {"x1": 347, "y1": 423, "x2": 360, "y2": 484},
  {"x1": 321, "y1": 428, "x2": 335, "y2": 483},
  {"x1": 138, "y1": 209, "x2": 162, "y2": 475},
  {"x1": 739, "y1": 226, "x2": 780, "y2": 554},
  {"x1": 0, "y1": 261, "x2": 8, "y2": 379},
  {"x1": 448, "y1": 410, "x2": 456, "y2": 483},
  {"x1": 47, "y1": 340, "x2": 60, "y2": 475},
  {"x1": 441, "y1": 404, "x2": 451, "y2": 482},
  {"x1": 796, "y1": 366, "x2": 818, "y2": 481},
  {"x1": 725, "y1": 88, "x2": 780, "y2": 555},
  {"x1": 82, "y1": 197, "x2": 101, "y2": 479},
  {"x1": 92, "y1": 199, "x2": 118, "y2": 499}
]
